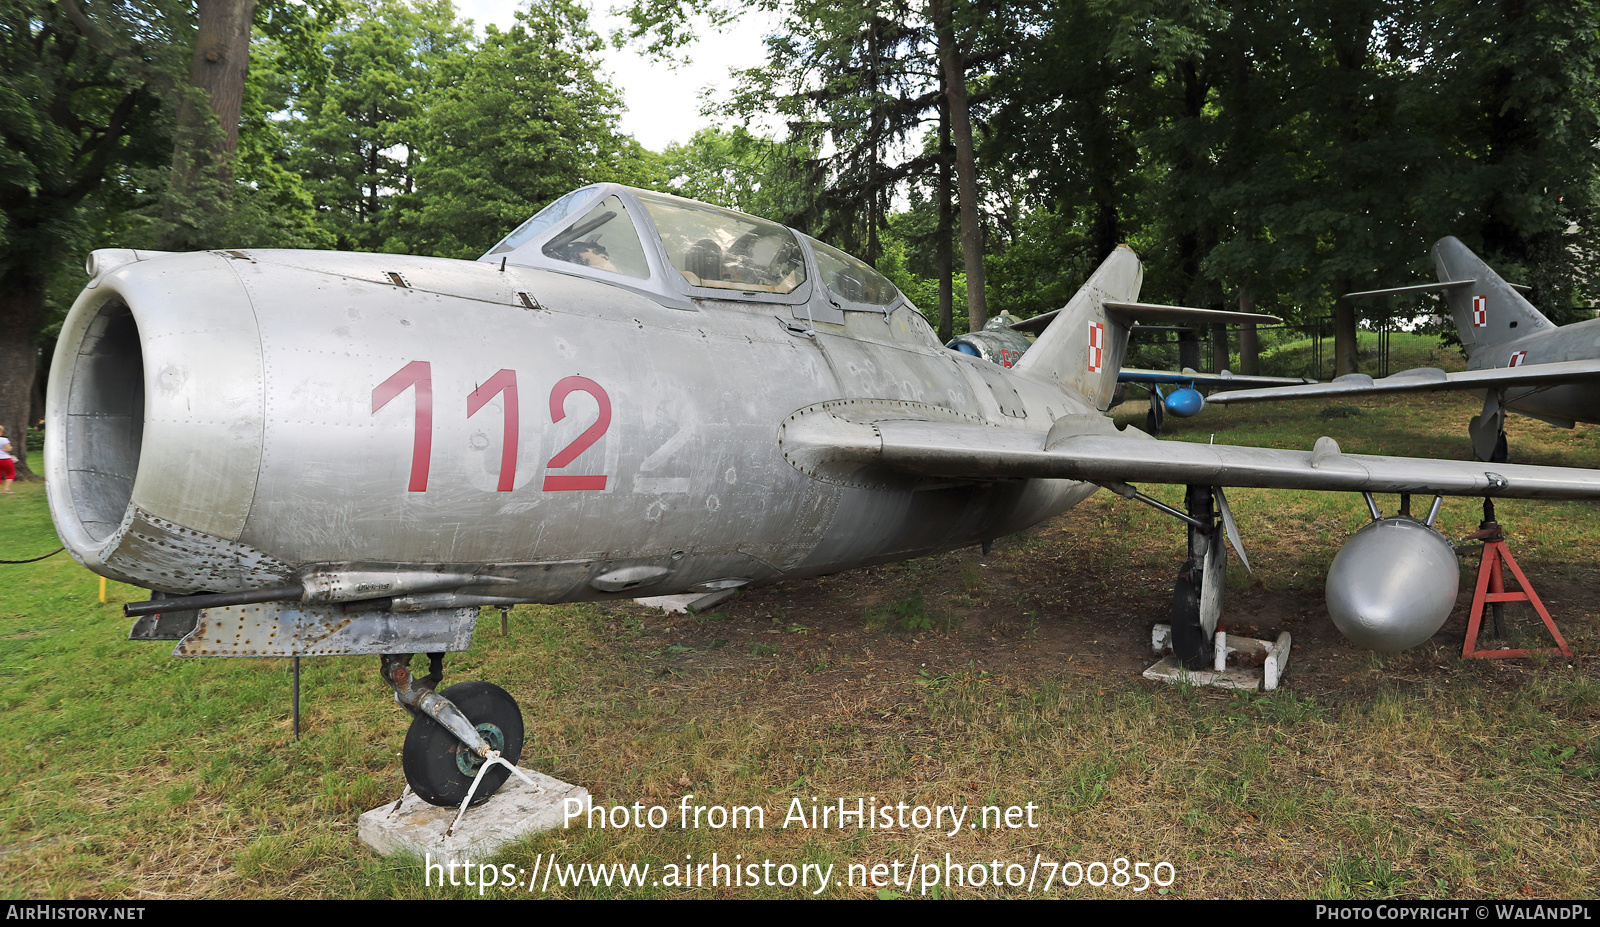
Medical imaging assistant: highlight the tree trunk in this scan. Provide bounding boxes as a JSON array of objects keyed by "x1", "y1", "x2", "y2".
[
  {"x1": 1237, "y1": 285, "x2": 1260, "y2": 375},
  {"x1": 1328, "y1": 4, "x2": 1375, "y2": 375},
  {"x1": 0, "y1": 269, "x2": 45, "y2": 480},
  {"x1": 189, "y1": 0, "x2": 255, "y2": 173},
  {"x1": 930, "y1": 0, "x2": 986, "y2": 332},
  {"x1": 1333, "y1": 289, "x2": 1360, "y2": 377},
  {"x1": 163, "y1": 0, "x2": 256, "y2": 247},
  {"x1": 1178, "y1": 329, "x2": 1201, "y2": 371},
  {"x1": 1210, "y1": 323, "x2": 1230, "y2": 373},
  {"x1": 937, "y1": 77, "x2": 955, "y2": 343}
]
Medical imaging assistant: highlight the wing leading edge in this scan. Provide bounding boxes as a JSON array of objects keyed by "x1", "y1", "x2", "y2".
[{"x1": 780, "y1": 403, "x2": 1600, "y2": 499}]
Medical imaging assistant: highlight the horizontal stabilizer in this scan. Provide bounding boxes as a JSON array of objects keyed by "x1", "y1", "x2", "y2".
[
  {"x1": 1207, "y1": 358, "x2": 1600, "y2": 405},
  {"x1": 1345, "y1": 279, "x2": 1529, "y2": 299},
  {"x1": 1011, "y1": 302, "x2": 1282, "y2": 334},
  {"x1": 1345, "y1": 280, "x2": 1475, "y2": 299}
]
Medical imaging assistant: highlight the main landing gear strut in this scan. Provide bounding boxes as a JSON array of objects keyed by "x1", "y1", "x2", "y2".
[
  {"x1": 1099, "y1": 482, "x2": 1239, "y2": 670},
  {"x1": 1169, "y1": 485, "x2": 1226, "y2": 669},
  {"x1": 380, "y1": 654, "x2": 526, "y2": 808}
]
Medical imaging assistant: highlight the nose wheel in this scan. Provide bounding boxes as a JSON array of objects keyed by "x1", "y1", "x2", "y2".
[{"x1": 400, "y1": 680, "x2": 525, "y2": 807}]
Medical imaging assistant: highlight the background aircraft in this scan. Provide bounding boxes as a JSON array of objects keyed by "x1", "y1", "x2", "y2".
[
  {"x1": 1113, "y1": 366, "x2": 1314, "y2": 434},
  {"x1": 1207, "y1": 237, "x2": 1600, "y2": 461},
  {"x1": 47, "y1": 187, "x2": 1600, "y2": 810},
  {"x1": 949, "y1": 310, "x2": 1314, "y2": 434},
  {"x1": 1009, "y1": 307, "x2": 1316, "y2": 433},
  {"x1": 946, "y1": 312, "x2": 1034, "y2": 368}
]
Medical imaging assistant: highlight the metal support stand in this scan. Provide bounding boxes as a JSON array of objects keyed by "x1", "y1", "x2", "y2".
[
  {"x1": 1462, "y1": 529, "x2": 1573, "y2": 660},
  {"x1": 293, "y1": 656, "x2": 300, "y2": 740},
  {"x1": 1145, "y1": 625, "x2": 1292, "y2": 691}
]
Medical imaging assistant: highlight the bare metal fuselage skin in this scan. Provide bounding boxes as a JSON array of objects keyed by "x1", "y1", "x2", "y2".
[
  {"x1": 1461, "y1": 317, "x2": 1600, "y2": 427},
  {"x1": 49, "y1": 249, "x2": 1092, "y2": 620}
]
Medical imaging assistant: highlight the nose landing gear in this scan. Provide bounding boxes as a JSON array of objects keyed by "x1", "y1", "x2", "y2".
[{"x1": 380, "y1": 655, "x2": 526, "y2": 807}]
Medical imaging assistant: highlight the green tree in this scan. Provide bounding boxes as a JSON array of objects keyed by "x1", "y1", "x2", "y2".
[
  {"x1": 150, "y1": 0, "x2": 341, "y2": 249},
  {"x1": 660, "y1": 126, "x2": 816, "y2": 221},
  {"x1": 988, "y1": 0, "x2": 1145, "y2": 276},
  {"x1": 383, "y1": 0, "x2": 661, "y2": 259},
  {"x1": 0, "y1": 0, "x2": 177, "y2": 478},
  {"x1": 159, "y1": 0, "x2": 257, "y2": 248},
  {"x1": 729, "y1": 0, "x2": 936, "y2": 263},
  {"x1": 1191, "y1": 6, "x2": 1309, "y2": 373},
  {"x1": 286, "y1": 0, "x2": 472, "y2": 251},
  {"x1": 1431, "y1": 0, "x2": 1600, "y2": 324},
  {"x1": 219, "y1": 31, "x2": 337, "y2": 249}
]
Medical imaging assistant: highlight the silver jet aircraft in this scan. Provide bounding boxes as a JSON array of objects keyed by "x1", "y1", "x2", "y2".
[
  {"x1": 47, "y1": 186, "x2": 1600, "y2": 809},
  {"x1": 1208, "y1": 237, "x2": 1600, "y2": 461}
]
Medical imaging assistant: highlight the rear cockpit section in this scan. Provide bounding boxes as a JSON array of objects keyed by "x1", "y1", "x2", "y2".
[
  {"x1": 804, "y1": 235, "x2": 899, "y2": 307},
  {"x1": 64, "y1": 298, "x2": 145, "y2": 543}
]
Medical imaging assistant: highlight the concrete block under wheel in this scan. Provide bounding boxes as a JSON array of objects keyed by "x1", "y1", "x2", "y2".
[
  {"x1": 1145, "y1": 625, "x2": 1292, "y2": 691},
  {"x1": 360, "y1": 767, "x2": 590, "y2": 863}
]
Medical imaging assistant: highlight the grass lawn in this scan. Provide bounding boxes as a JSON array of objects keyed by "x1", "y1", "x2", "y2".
[{"x1": 1, "y1": 389, "x2": 1596, "y2": 899}]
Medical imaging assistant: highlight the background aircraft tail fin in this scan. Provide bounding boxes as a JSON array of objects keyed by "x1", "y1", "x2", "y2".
[
  {"x1": 1433, "y1": 237, "x2": 1554, "y2": 357},
  {"x1": 1012, "y1": 246, "x2": 1142, "y2": 410}
]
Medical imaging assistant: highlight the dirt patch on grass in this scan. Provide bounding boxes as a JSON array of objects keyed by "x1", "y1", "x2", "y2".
[{"x1": 616, "y1": 498, "x2": 1599, "y2": 722}]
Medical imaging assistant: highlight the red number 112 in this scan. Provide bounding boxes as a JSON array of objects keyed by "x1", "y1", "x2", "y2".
[{"x1": 374, "y1": 362, "x2": 610, "y2": 493}]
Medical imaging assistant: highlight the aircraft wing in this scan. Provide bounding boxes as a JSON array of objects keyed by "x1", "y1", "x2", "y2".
[
  {"x1": 781, "y1": 405, "x2": 1600, "y2": 499},
  {"x1": 1207, "y1": 359, "x2": 1600, "y2": 405},
  {"x1": 1118, "y1": 367, "x2": 1315, "y2": 389}
]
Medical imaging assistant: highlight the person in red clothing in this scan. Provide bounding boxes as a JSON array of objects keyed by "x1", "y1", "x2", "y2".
[{"x1": 0, "y1": 425, "x2": 14, "y2": 492}]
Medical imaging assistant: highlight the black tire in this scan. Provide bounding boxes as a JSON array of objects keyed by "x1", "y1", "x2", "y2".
[
  {"x1": 402, "y1": 681, "x2": 524, "y2": 808},
  {"x1": 1491, "y1": 428, "x2": 1509, "y2": 464},
  {"x1": 1169, "y1": 574, "x2": 1213, "y2": 670}
]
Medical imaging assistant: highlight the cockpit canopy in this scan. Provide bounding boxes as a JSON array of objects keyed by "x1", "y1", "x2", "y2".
[{"x1": 482, "y1": 184, "x2": 906, "y2": 319}]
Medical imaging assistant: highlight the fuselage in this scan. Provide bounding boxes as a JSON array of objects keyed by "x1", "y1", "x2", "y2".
[
  {"x1": 48, "y1": 248, "x2": 1095, "y2": 605},
  {"x1": 1467, "y1": 316, "x2": 1600, "y2": 427}
]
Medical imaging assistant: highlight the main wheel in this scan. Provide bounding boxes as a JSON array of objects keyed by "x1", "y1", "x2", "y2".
[
  {"x1": 1491, "y1": 427, "x2": 1509, "y2": 464},
  {"x1": 1169, "y1": 574, "x2": 1214, "y2": 670},
  {"x1": 1145, "y1": 400, "x2": 1165, "y2": 435},
  {"x1": 402, "y1": 681, "x2": 524, "y2": 808}
]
